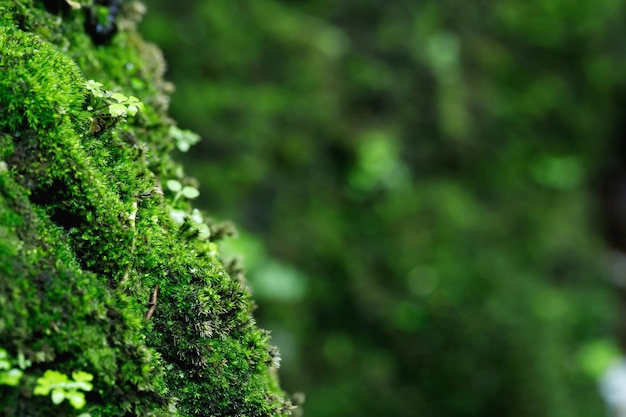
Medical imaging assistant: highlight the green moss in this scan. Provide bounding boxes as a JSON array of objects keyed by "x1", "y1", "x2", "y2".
[{"x1": 0, "y1": 2, "x2": 291, "y2": 416}]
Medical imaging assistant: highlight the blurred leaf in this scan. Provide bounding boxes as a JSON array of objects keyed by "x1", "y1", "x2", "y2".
[{"x1": 578, "y1": 339, "x2": 622, "y2": 378}]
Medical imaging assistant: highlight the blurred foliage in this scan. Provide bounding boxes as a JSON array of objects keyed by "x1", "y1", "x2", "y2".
[{"x1": 142, "y1": 0, "x2": 626, "y2": 415}]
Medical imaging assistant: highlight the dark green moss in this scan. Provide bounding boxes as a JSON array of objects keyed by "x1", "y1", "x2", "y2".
[{"x1": 0, "y1": 2, "x2": 291, "y2": 416}]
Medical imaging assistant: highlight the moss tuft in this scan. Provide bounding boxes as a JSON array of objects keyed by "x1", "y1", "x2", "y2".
[{"x1": 0, "y1": 2, "x2": 291, "y2": 416}]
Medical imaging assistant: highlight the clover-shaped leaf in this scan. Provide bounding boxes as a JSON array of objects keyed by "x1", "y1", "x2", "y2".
[
  {"x1": 110, "y1": 92, "x2": 128, "y2": 102},
  {"x1": 51, "y1": 388, "x2": 65, "y2": 405},
  {"x1": 125, "y1": 96, "x2": 144, "y2": 116},
  {"x1": 67, "y1": 391, "x2": 87, "y2": 409},
  {"x1": 0, "y1": 368, "x2": 23, "y2": 386},
  {"x1": 72, "y1": 371, "x2": 93, "y2": 391},
  {"x1": 181, "y1": 186, "x2": 200, "y2": 199},
  {"x1": 85, "y1": 80, "x2": 104, "y2": 97},
  {"x1": 167, "y1": 180, "x2": 182, "y2": 193},
  {"x1": 126, "y1": 104, "x2": 139, "y2": 116},
  {"x1": 34, "y1": 370, "x2": 69, "y2": 396},
  {"x1": 72, "y1": 371, "x2": 94, "y2": 384},
  {"x1": 34, "y1": 370, "x2": 93, "y2": 409},
  {"x1": 170, "y1": 126, "x2": 201, "y2": 152},
  {"x1": 108, "y1": 103, "x2": 127, "y2": 118}
]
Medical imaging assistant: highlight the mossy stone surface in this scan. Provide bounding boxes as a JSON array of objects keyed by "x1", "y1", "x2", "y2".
[{"x1": 0, "y1": 2, "x2": 291, "y2": 416}]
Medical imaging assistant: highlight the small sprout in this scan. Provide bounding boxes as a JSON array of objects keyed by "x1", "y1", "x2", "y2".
[
  {"x1": 166, "y1": 179, "x2": 182, "y2": 193},
  {"x1": 34, "y1": 370, "x2": 93, "y2": 410},
  {"x1": 85, "y1": 80, "x2": 144, "y2": 119},
  {"x1": 125, "y1": 96, "x2": 143, "y2": 116},
  {"x1": 0, "y1": 368, "x2": 23, "y2": 386},
  {"x1": 166, "y1": 179, "x2": 200, "y2": 201},
  {"x1": 85, "y1": 80, "x2": 104, "y2": 97},
  {"x1": 108, "y1": 103, "x2": 127, "y2": 117},
  {"x1": 170, "y1": 126, "x2": 201, "y2": 152},
  {"x1": 181, "y1": 186, "x2": 200, "y2": 199},
  {"x1": 170, "y1": 208, "x2": 211, "y2": 239},
  {"x1": 0, "y1": 348, "x2": 23, "y2": 387},
  {"x1": 108, "y1": 93, "x2": 144, "y2": 117},
  {"x1": 110, "y1": 92, "x2": 128, "y2": 102},
  {"x1": 71, "y1": 371, "x2": 94, "y2": 392}
]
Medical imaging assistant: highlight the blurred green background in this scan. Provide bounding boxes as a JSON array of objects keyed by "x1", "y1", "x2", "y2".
[{"x1": 139, "y1": 0, "x2": 626, "y2": 415}]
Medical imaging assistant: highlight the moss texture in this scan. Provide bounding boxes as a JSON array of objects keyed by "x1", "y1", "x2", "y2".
[{"x1": 0, "y1": 1, "x2": 292, "y2": 416}]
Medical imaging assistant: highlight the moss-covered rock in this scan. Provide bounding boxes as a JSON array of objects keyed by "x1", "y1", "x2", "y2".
[{"x1": 0, "y1": 1, "x2": 292, "y2": 416}]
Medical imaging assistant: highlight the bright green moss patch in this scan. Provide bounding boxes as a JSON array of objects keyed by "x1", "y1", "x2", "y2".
[
  {"x1": 0, "y1": 2, "x2": 292, "y2": 416},
  {"x1": 0, "y1": 27, "x2": 84, "y2": 131}
]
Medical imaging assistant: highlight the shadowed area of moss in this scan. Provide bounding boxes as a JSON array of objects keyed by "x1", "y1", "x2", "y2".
[{"x1": 0, "y1": 2, "x2": 292, "y2": 416}]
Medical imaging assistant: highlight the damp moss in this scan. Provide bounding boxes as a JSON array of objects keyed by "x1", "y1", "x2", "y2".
[{"x1": 0, "y1": 2, "x2": 292, "y2": 416}]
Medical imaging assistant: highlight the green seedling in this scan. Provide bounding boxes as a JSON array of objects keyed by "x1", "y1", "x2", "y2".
[
  {"x1": 85, "y1": 79, "x2": 145, "y2": 121},
  {"x1": 170, "y1": 125, "x2": 201, "y2": 152},
  {"x1": 166, "y1": 179, "x2": 200, "y2": 201},
  {"x1": 0, "y1": 348, "x2": 23, "y2": 387},
  {"x1": 34, "y1": 370, "x2": 94, "y2": 410}
]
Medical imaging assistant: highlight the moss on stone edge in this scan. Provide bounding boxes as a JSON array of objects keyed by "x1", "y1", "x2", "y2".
[{"x1": 0, "y1": 3, "x2": 292, "y2": 417}]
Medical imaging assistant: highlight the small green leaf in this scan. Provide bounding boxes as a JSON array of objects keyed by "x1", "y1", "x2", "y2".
[
  {"x1": 126, "y1": 104, "x2": 139, "y2": 116},
  {"x1": 51, "y1": 388, "x2": 65, "y2": 404},
  {"x1": 72, "y1": 371, "x2": 93, "y2": 383},
  {"x1": 181, "y1": 186, "x2": 200, "y2": 199},
  {"x1": 42, "y1": 370, "x2": 69, "y2": 385},
  {"x1": 169, "y1": 209, "x2": 186, "y2": 225},
  {"x1": 35, "y1": 370, "x2": 69, "y2": 395},
  {"x1": 108, "y1": 103, "x2": 127, "y2": 117},
  {"x1": 126, "y1": 105, "x2": 138, "y2": 117},
  {"x1": 197, "y1": 224, "x2": 211, "y2": 240},
  {"x1": 190, "y1": 209, "x2": 203, "y2": 224},
  {"x1": 110, "y1": 92, "x2": 128, "y2": 102},
  {"x1": 170, "y1": 126, "x2": 201, "y2": 152},
  {"x1": 67, "y1": 391, "x2": 87, "y2": 409},
  {"x1": 125, "y1": 96, "x2": 143, "y2": 116},
  {"x1": 85, "y1": 80, "x2": 104, "y2": 97},
  {"x1": 0, "y1": 368, "x2": 23, "y2": 386},
  {"x1": 72, "y1": 380, "x2": 93, "y2": 391},
  {"x1": 166, "y1": 179, "x2": 182, "y2": 192},
  {"x1": 34, "y1": 384, "x2": 50, "y2": 396}
]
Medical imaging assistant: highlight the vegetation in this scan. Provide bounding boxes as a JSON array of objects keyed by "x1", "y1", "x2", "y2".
[
  {"x1": 140, "y1": 0, "x2": 626, "y2": 416},
  {"x1": 0, "y1": 1, "x2": 291, "y2": 416}
]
